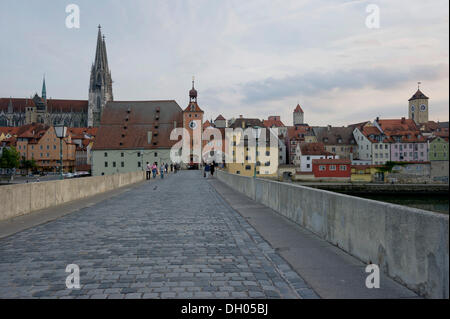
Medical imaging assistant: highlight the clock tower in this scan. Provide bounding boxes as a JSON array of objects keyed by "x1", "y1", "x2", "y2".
[
  {"x1": 408, "y1": 83, "x2": 429, "y2": 124},
  {"x1": 183, "y1": 77, "x2": 204, "y2": 165}
]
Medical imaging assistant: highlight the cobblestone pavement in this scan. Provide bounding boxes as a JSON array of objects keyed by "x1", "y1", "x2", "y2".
[{"x1": 0, "y1": 171, "x2": 317, "y2": 299}]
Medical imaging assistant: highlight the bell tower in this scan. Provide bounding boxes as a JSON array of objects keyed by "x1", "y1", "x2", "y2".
[
  {"x1": 183, "y1": 77, "x2": 204, "y2": 164},
  {"x1": 408, "y1": 82, "x2": 429, "y2": 124}
]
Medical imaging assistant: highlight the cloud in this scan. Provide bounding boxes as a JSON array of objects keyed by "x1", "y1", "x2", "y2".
[{"x1": 239, "y1": 64, "x2": 448, "y2": 104}]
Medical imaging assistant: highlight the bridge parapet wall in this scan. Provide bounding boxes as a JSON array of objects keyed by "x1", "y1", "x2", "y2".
[
  {"x1": 217, "y1": 170, "x2": 449, "y2": 299},
  {"x1": 0, "y1": 171, "x2": 145, "y2": 222}
]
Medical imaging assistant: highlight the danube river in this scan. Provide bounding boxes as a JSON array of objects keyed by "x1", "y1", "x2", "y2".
[{"x1": 345, "y1": 193, "x2": 449, "y2": 214}]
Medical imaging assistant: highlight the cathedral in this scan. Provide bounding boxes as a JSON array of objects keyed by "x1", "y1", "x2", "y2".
[{"x1": 0, "y1": 26, "x2": 112, "y2": 128}]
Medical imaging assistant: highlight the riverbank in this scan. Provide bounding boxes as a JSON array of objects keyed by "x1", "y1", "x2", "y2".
[{"x1": 293, "y1": 182, "x2": 449, "y2": 194}]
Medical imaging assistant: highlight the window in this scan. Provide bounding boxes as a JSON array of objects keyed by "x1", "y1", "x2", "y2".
[
  {"x1": 137, "y1": 152, "x2": 141, "y2": 157},
  {"x1": 105, "y1": 162, "x2": 108, "y2": 167},
  {"x1": 329, "y1": 165, "x2": 336, "y2": 171},
  {"x1": 245, "y1": 165, "x2": 251, "y2": 170},
  {"x1": 104, "y1": 152, "x2": 108, "y2": 157},
  {"x1": 138, "y1": 162, "x2": 142, "y2": 167},
  {"x1": 113, "y1": 162, "x2": 116, "y2": 168},
  {"x1": 319, "y1": 165, "x2": 326, "y2": 171},
  {"x1": 306, "y1": 164, "x2": 310, "y2": 168},
  {"x1": 121, "y1": 152, "x2": 124, "y2": 157},
  {"x1": 121, "y1": 162, "x2": 124, "y2": 167},
  {"x1": 340, "y1": 165, "x2": 347, "y2": 171},
  {"x1": 236, "y1": 171, "x2": 241, "y2": 174},
  {"x1": 154, "y1": 152, "x2": 158, "y2": 157}
]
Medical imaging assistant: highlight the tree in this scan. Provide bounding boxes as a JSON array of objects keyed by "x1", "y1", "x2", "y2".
[
  {"x1": 21, "y1": 158, "x2": 37, "y2": 173},
  {"x1": 0, "y1": 147, "x2": 20, "y2": 169}
]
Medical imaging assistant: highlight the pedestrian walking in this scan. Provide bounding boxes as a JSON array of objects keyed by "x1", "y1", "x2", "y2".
[
  {"x1": 152, "y1": 162, "x2": 158, "y2": 179},
  {"x1": 170, "y1": 163, "x2": 173, "y2": 172},
  {"x1": 146, "y1": 162, "x2": 151, "y2": 180},
  {"x1": 204, "y1": 163, "x2": 210, "y2": 178},
  {"x1": 160, "y1": 163, "x2": 165, "y2": 179},
  {"x1": 165, "y1": 163, "x2": 169, "y2": 174},
  {"x1": 210, "y1": 161, "x2": 215, "y2": 177}
]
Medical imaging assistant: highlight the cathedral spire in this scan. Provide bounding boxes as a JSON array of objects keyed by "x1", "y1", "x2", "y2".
[
  {"x1": 8, "y1": 97, "x2": 13, "y2": 114},
  {"x1": 42, "y1": 75, "x2": 47, "y2": 102},
  {"x1": 88, "y1": 25, "x2": 114, "y2": 127}
]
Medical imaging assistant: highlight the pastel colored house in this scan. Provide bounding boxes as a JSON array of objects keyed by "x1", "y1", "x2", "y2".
[
  {"x1": 351, "y1": 165, "x2": 383, "y2": 183},
  {"x1": 428, "y1": 136, "x2": 449, "y2": 161},
  {"x1": 312, "y1": 158, "x2": 351, "y2": 181}
]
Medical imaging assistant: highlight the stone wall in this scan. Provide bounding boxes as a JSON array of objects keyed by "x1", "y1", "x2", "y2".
[
  {"x1": 217, "y1": 170, "x2": 449, "y2": 299},
  {"x1": 431, "y1": 161, "x2": 449, "y2": 183},
  {"x1": 0, "y1": 171, "x2": 145, "y2": 221}
]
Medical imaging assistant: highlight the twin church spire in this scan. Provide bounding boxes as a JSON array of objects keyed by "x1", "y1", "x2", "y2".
[{"x1": 88, "y1": 25, "x2": 114, "y2": 127}]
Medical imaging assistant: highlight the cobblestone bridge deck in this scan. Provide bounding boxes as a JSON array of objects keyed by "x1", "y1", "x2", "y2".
[{"x1": 0, "y1": 171, "x2": 317, "y2": 299}]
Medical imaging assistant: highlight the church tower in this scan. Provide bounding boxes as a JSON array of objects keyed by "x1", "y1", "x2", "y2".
[
  {"x1": 88, "y1": 25, "x2": 113, "y2": 127},
  {"x1": 408, "y1": 82, "x2": 429, "y2": 124},
  {"x1": 183, "y1": 77, "x2": 204, "y2": 164},
  {"x1": 293, "y1": 104, "x2": 304, "y2": 126}
]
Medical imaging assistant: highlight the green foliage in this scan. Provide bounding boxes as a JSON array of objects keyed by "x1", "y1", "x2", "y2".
[
  {"x1": 376, "y1": 161, "x2": 407, "y2": 173},
  {"x1": 21, "y1": 158, "x2": 37, "y2": 170},
  {"x1": 0, "y1": 147, "x2": 21, "y2": 169}
]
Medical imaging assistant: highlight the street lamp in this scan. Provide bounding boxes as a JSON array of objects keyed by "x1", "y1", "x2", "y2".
[
  {"x1": 54, "y1": 124, "x2": 67, "y2": 180},
  {"x1": 252, "y1": 126, "x2": 262, "y2": 178}
]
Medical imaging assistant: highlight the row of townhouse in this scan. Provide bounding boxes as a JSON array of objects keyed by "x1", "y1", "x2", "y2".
[
  {"x1": 352, "y1": 117, "x2": 449, "y2": 165},
  {"x1": 0, "y1": 124, "x2": 96, "y2": 173}
]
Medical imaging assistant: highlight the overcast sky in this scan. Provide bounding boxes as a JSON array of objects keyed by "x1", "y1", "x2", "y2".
[{"x1": 0, "y1": 0, "x2": 448, "y2": 126}]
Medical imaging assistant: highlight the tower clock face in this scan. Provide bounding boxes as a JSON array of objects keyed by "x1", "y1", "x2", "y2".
[
  {"x1": 420, "y1": 104, "x2": 426, "y2": 111},
  {"x1": 189, "y1": 121, "x2": 197, "y2": 129}
]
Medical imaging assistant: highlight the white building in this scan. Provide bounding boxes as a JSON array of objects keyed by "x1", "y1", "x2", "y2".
[{"x1": 295, "y1": 142, "x2": 337, "y2": 172}]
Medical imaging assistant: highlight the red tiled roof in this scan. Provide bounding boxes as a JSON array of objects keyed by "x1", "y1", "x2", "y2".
[
  {"x1": 294, "y1": 104, "x2": 304, "y2": 113},
  {"x1": 300, "y1": 142, "x2": 334, "y2": 156},
  {"x1": 408, "y1": 89, "x2": 429, "y2": 101},
  {"x1": 67, "y1": 127, "x2": 98, "y2": 137},
  {"x1": 263, "y1": 118, "x2": 285, "y2": 128},
  {"x1": 183, "y1": 102, "x2": 204, "y2": 113},
  {"x1": 287, "y1": 125, "x2": 312, "y2": 140},
  {"x1": 203, "y1": 120, "x2": 212, "y2": 129},
  {"x1": 93, "y1": 100, "x2": 183, "y2": 150},
  {"x1": 215, "y1": 114, "x2": 226, "y2": 121},
  {"x1": 377, "y1": 118, "x2": 418, "y2": 132},
  {"x1": 312, "y1": 158, "x2": 351, "y2": 165}
]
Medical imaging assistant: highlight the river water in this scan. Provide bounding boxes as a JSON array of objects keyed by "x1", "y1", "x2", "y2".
[{"x1": 344, "y1": 193, "x2": 449, "y2": 214}]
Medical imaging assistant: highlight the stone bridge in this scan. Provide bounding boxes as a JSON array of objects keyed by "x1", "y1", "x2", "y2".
[{"x1": 0, "y1": 170, "x2": 444, "y2": 299}]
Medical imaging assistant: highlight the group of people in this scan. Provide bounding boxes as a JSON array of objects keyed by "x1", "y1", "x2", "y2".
[
  {"x1": 203, "y1": 161, "x2": 216, "y2": 178},
  {"x1": 145, "y1": 162, "x2": 180, "y2": 180}
]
